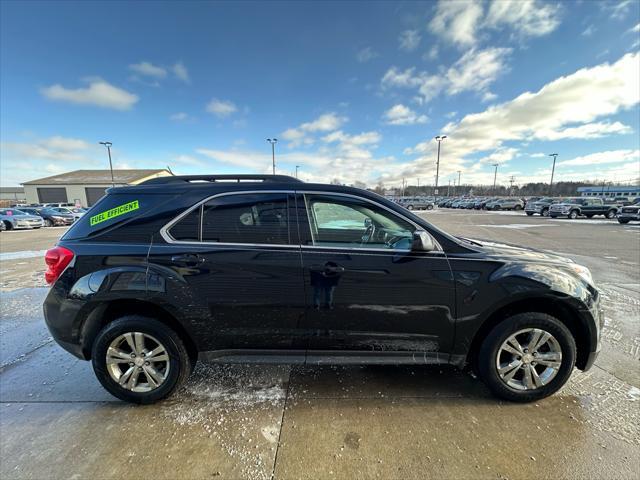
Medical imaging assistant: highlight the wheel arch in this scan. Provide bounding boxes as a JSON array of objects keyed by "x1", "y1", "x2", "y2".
[
  {"x1": 80, "y1": 299, "x2": 198, "y2": 364},
  {"x1": 465, "y1": 297, "x2": 593, "y2": 371}
]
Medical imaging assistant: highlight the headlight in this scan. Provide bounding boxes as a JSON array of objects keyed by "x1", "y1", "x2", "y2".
[{"x1": 569, "y1": 264, "x2": 594, "y2": 285}]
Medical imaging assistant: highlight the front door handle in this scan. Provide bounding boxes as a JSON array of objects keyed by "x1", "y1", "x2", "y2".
[{"x1": 170, "y1": 254, "x2": 204, "y2": 267}]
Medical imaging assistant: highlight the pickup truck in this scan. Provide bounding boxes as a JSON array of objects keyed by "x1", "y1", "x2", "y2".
[
  {"x1": 525, "y1": 197, "x2": 562, "y2": 217},
  {"x1": 548, "y1": 197, "x2": 618, "y2": 219}
]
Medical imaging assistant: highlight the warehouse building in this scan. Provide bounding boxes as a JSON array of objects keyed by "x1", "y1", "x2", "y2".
[
  {"x1": 0, "y1": 187, "x2": 26, "y2": 205},
  {"x1": 22, "y1": 169, "x2": 171, "y2": 207},
  {"x1": 577, "y1": 185, "x2": 640, "y2": 198}
]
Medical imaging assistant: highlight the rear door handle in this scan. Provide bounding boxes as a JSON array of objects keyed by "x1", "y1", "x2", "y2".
[
  {"x1": 323, "y1": 264, "x2": 345, "y2": 274},
  {"x1": 170, "y1": 254, "x2": 204, "y2": 267}
]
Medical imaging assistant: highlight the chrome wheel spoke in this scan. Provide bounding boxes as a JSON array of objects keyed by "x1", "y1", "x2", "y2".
[
  {"x1": 499, "y1": 360, "x2": 522, "y2": 382},
  {"x1": 532, "y1": 331, "x2": 551, "y2": 352},
  {"x1": 523, "y1": 364, "x2": 534, "y2": 389},
  {"x1": 530, "y1": 366, "x2": 544, "y2": 388},
  {"x1": 123, "y1": 333, "x2": 137, "y2": 353},
  {"x1": 119, "y1": 366, "x2": 135, "y2": 386},
  {"x1": 506, "y1": 337, "x2": 524, "y2": 355},
  {"x1": 133, "y1": 332, "x2": 145, "y2": 355},
  {"x1": 106, "y1": 347, "x2": 131, "y2": 363},
  {"x1": 144, "y1": 365, "x2": 165, "y2": 385}
]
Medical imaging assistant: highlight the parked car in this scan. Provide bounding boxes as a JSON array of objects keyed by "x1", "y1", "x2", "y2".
[
  {"x1": 399, "y1": 197, "x2": 435, "y2": 210},
  {"x1": 525, "y1": 197, "x2": 562, "y2": 217},
  {"x1": 37, "y1": 207, "x2": 76, "y2": 227},
  {"x1": 43, "y1": 174, "x2": 602, "y2": 405},
  {"x1": 52, "y1": 206, "x2": 87, "y2": 220},
  {"x1": 549, "y1": 198, "x2": 618, "y2": 219},
  {"x1": 486, "y1": 198, "x2": 524, "y2": 211},
  {"x1": 617, "y1": 198, "x2": 640, "y2": 224},
  {"x1": 0, "y1": 208, "x2": 44, "y2": 230}
]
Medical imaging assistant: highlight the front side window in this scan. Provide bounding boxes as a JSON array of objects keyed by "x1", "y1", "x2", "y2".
[{"x1": 303, "y1": 194, "x2": 415, "y2": 249}]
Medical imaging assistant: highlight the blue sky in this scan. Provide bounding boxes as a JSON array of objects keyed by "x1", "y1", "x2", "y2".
[{"x1": 1, "y1": 0, "x2": 639, "y2": 188}]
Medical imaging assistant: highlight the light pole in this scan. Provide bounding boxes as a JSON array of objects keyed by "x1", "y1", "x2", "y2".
[
  {"x1": 457, "y1": 170, "x2": 461, "y2": 195},
  {"x1": 492, "y1": 163, "x2": 499, "y2": 195},
  {"x1": 548, "y1": 153, "x2": 558, "y2": 195},
  {"x1": 434, "y1": 135, "x2": 446, "y2": 196},
  {"x1": 266, "y1": 138, "x2": 278, "y2": 174},
  {"x1": 295, "y1": 165, "x2": 300, "y2": 179},
  {"x1": 99, "y1": 141, "x2": 115, "y2": 187}
]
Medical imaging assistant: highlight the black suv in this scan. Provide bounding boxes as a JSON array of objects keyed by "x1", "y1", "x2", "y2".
[{"x1": 43, "y1": 175, "x2": 602, "y2": 404}]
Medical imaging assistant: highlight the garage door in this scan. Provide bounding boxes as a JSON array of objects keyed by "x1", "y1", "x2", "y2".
[
  {"x1": 37, "y1": 187, "x2": 67, "y2": 203},
  {"x1": 85, "y1": 187, "x2": 107, "y2": 206}
]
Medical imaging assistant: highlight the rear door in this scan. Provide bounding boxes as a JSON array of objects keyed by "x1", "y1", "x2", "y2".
[
  {"x1": 296, "y1": 192, "x2": 456, "y2": 360},
  {"x1": 149, "y1": 191, "x2": 307, "y2": 353}
]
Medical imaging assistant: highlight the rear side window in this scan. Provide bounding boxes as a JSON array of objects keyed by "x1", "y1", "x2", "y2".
[{"x1": 168, "y1": 192, "x2": 291, "y2": 245}]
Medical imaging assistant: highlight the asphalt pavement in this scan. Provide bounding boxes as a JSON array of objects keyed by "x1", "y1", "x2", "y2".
[{"x1": 0, "y1": 210, "x2": 638, "y2": 479}]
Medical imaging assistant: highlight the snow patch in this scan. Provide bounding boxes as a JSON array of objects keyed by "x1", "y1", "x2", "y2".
[
  {"x1": 475, "y1": 224, "x2": 557, "y2": 230},
  {"x1": 0, "y1": 250, "x2": 48, "y2": 261}
]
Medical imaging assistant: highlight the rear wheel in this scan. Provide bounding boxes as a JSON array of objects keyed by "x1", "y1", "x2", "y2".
[
  {"x1": 569, "y1": 210, "x2": 578, "y2": 219},
  {"x1": 44, "y1": 219, "x2": 53, "y2": 227},
  {"x1": 407, "y1": 205, "x2": 414, "y2": 210},
  {"x1": 477, "y1": 313, "x2": 576, "y2": 402},
  {"x1": 541, "y1": 208, "x2": 550, "y2": 217},
  {"x1": 2, "y1": 221, "x2": 12, "y2": 231},
  {"x1": 514, "y1": 205, "x2": 522, "y2": 211},
  {"x1": 91, "y1": 316, "x2": 193, "y2": 404},
  {"x1": 605, "y1": 209, "x2": 616, "y2": 219},
  {"x1": 426, "y1": 204, "x2": 434, "y2": 210}
]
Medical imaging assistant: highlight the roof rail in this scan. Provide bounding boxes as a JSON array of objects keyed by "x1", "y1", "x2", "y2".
[{"x1": 140, "y1": 174, "x2": 303, "y2": 185}]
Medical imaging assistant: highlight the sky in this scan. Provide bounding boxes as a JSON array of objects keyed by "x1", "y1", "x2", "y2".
[{"x1": 1, "y1": 0, "x2": 639, "y2": 189}]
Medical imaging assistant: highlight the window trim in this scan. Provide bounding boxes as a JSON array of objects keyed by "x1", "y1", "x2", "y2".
[{"x1": 160, "y1": 189, "x2": 442, "y2": 253}]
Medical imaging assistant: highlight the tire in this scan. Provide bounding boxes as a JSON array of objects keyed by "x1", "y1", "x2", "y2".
[
  {"x1": 618, "y1": 218, "x2": 630, "y2": 224},
  {"x1": 526, "y1": 212, "x2": 534, "y2": 216},
  {"x1": 514, "y1": 205, "x2": 522, "y2": 211},
  {"x1": 3, "y1": 221, "x2": 12, "y2": 231},
  {"x1": 605, "y1": 210, "x2": 616, "y2": 219},
  {"x1": 426, "y1": 205, "x2": 434, "y2": 210},
  {"x1": 585, "y1": 214, "x2": 593, "y2": 218},
  {"x1": 44, "y1": 219, "x2": 53, "y2": 227},
  {"x1": 569, "y1": 210, "x2": 578, "y2": 219},
  {"x1": 477, "y1": 312, "x2": 576, "y2": 402},
  {"x1": 407, "y1": 205, "x2": 414, "y2": 210},
  {"x1": 91, "y1": 316, "x2": 193, "y2": 404},
  {"x1": 542, "y1": 208, "x2": 549, "y2": 217}
]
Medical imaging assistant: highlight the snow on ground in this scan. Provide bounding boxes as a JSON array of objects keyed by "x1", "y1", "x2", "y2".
[{"x1": 0, "y1": 250, "x2": 48, "y2": 261}]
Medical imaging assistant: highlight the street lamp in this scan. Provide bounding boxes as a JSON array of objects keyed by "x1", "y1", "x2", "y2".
[
  {"x1": 548, "y1": 153, "x2": 558, "y2": 195},
  {"x1": 492, "y1": 163, "x2": 499, "y2": 194},
  {"x1": 457, "y1": 170, "x2": 461, "y2": 195},
  {"x1": 99, "y1": 141, "x2": 115, "y2": 187},
  {"x1": 266, "y1": 138, "x2": 278, "y2": 175},
  {"x1": 434, "y1": 135, "x2": 446, "y2": 196}
]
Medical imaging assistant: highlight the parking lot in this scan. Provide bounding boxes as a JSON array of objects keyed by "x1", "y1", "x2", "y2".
[{"x1": 1, "y1": 210, "x2": 638, "y2": 479}]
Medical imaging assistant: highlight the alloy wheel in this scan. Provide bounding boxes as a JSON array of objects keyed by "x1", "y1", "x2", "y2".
[
  {"x1": 106, "y1": 332, "x2": 170, "y2": 392},
  {"x1": 496, "y1": 328, "x2": 562, "y2": 391}
]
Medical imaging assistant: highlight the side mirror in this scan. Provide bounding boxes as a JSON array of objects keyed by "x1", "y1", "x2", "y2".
[{"x1": 412, "y1": 230, "x2": 435, "y2": 251}]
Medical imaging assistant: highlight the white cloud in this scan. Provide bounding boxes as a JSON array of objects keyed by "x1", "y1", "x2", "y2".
[
  {"x1": 383, "y1": 104, "x2": 428, "y2": 125},
  {"x1": 356, "y1": 47, "x2": 378, "y2": 63},
  {"x1": 429, "y1": 0, "x2": 484, "y2": 48},
  {"x1": 530, "y1": 153, "x2": 546, "y2": 158},
  {"x1": 40, "y1": 80, "x2": 139, "y2": 110},
  {"x1": 172, "y1": 154, "x2": 206, "y2": 167},
  {"x1": 129, "y1": 61, "x2": 167, "y2": 78},
  {"x1": 206, "y1": 98, "x2": 238, "y2": 118},
  {"x1": 381, "y1": 47, "x2": 510, "y2": 102},
  {"x1": 173, "y1": 61, "x2": 190, "y2": 83},
  {"x1": 582, "y1": 25, "x2": 596, "y2": 37},
  {"x1": 170, "y1": 112, "x2": 190, "y2": 122},
  {"x1": 604, "y1": 0, "x2": 636, "y2": 21},
  {"x1": 425, "y1": 45, "x2": 439, "y2": 61},
  {"x1": 485, "y1": 0, "x2": 562, "y2": 38},
  {"x1": 399, "y1": 30, "x2": 421, "y2": 51},
  {"x1": 281, "y1": 113, "x2": 348, "y2": 147},
  {"x1": 392, "y1": 52, "x2": 640, "y2": 186},
  {"x1": 631, "y1": 23, "x2": 640, "y2": 33},
  {"x1": 557, "y1": 149, "x2": 640, "y2": 167}
]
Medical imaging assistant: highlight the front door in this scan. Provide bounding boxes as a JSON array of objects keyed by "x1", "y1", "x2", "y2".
[
  {"x1": 148, "y1": 191, "x2": 306, "y2": 352},
  {"x1": 296, "y1": 192, "x2": 456, "y2": 360}
]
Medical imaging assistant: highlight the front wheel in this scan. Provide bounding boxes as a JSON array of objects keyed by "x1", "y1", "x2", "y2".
[
  {"x1": 569, "y1": 210, "x2": 579, "y2": 219},
  {"x1": 426, "y1": 204, "x2": 434, "y2": 210},
  {"x1": 44, "y1": 219, "x2": 53, "y2": 227},
  {"x1": 407, "y1": 205, "x2": 414, "y2": 210},
  {"x1": 605, "y1": 209, "x2": 616, "y2": 219},
  {"x1": 477, "y1": 313, "x2": 576, "y2": 402},
  {"x1": 514, "y1": 205, "x2": 522, "y2": 211},
  {"x1": 91, "y1": 316, "x2": 193, "y2": 404},
  {"x1": 542, "y1": 208, "x2": 550, "y2": 217}
]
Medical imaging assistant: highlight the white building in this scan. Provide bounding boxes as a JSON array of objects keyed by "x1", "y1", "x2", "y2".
[{"x1": 22, "y1": 169, "x2": 171, "y2": 207}]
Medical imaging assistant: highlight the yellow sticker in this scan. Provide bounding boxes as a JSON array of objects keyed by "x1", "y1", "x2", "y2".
[{"x1": 90, "y1": 200, "x2": 139, "y2": 226}]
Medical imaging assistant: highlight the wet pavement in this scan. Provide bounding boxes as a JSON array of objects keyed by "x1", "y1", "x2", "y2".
[{"x1": 0, "y1": 212, "x2": 639, "y2": 479}]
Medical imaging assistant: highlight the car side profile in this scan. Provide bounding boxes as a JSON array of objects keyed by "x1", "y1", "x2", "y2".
[
  {"x1": 43, "y1": 175, "x2": 602, "y2": 404},
  {"x1": 0, "y1": 208, "x2": 44, "y2": 230}
]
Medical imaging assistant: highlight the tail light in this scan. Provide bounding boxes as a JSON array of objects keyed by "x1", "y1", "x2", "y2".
[{"x1": 44, "y1": 246, "x2": 74, "y2": 284}]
